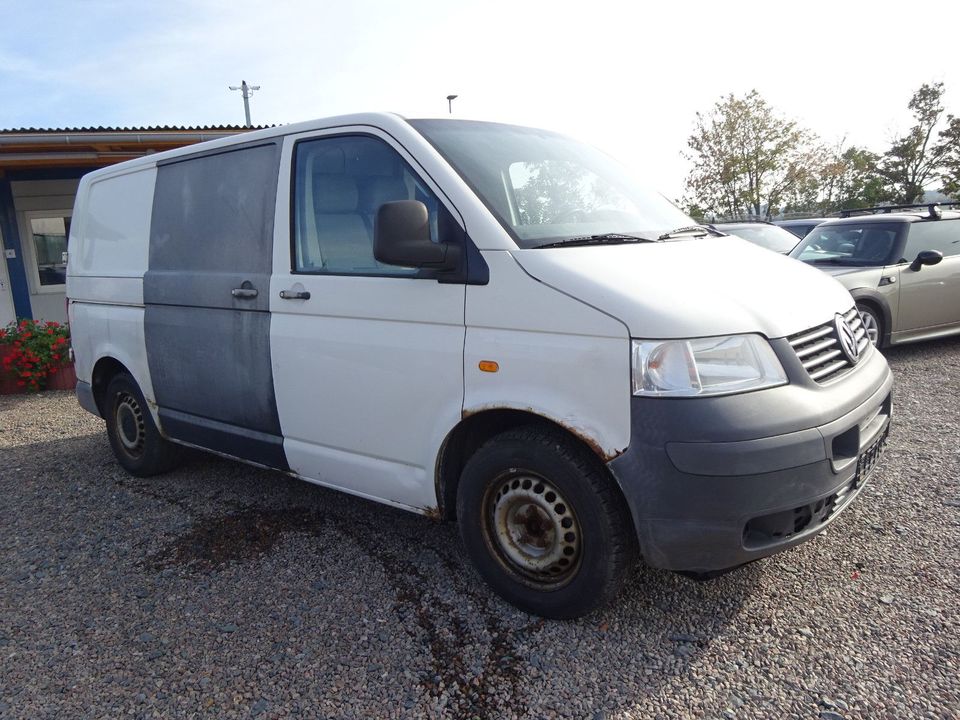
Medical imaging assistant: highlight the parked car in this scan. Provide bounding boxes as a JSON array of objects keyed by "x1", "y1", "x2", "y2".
[
  {"x1": 789, "y1": 204, "x2": 960, "y2": 347},
  {"x1": 712, "y1": 221, "x2": 801, "y2": 253},
  {"x1": 67, "y1": 114, "x2": 892, "y2": 618},
  {"x1": 775, "y1": 217, "x2": 830, "y2": 238}
]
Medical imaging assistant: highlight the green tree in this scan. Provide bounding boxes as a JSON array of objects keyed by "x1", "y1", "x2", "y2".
[
  {"x1": 684, "y1": 90, "x2": 822, "y2": 219},
  {"x1": 937, "y1": 115, "x2": 960, "y2": 200},
  {"x1": 803, "y1": 143, "x2": 889, "y2": 213},
  {"x1": 880, "y1": 82, "x2": 949, "y2": 204}
]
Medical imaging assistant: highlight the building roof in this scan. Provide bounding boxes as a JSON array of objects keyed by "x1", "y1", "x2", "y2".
[
  {"x1": 1, "y1": 124, "x2": 271, "y2": 134},
  {"x1": 0, "y1": 125, "x2": 271, "y2": 171}
]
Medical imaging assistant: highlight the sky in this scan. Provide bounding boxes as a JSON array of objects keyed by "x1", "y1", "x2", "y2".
[{"x1": 2, "y1": 0, "x2": 958, "y2": 199}]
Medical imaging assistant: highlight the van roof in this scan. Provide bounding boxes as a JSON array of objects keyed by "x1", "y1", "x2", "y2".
[{"x1": 78, "y1": 112, "x2": 415, "y2": 180}]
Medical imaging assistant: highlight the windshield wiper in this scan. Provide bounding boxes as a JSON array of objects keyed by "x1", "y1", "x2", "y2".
[
  {"x1": 536, "y1": 233, "x2": 658, "y2": 249},
  {"x1": 657, "y1": 224, "x2": 725, "y2": 241}
]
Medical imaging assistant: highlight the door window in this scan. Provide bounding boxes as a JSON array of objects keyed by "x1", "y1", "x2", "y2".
[
  {"x1": 292, "y1": 136, "x2": 441, "y2": 276},
  {"x1": 903, "y1": 219, "x2": 960, "y2": 259}
]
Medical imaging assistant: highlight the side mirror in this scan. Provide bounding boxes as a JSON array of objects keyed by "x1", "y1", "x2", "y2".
[
  {"x1": 909, "y1": 249, "x2": 944, "y2": 271},
  {"x1": 374, "y1": 200, "x2": 460, "y2": 270}
]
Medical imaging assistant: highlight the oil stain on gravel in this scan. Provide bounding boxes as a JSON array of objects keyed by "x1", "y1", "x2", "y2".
[
  {"x1": 148, "y1": 507, "x2": 322, "y2": 572},
  {"x1": 147, "y1": 504, "x2": 533, "y2": 716}
]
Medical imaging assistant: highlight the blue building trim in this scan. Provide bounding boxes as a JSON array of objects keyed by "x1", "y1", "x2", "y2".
[{"x1": 0, "y1": 178, "x2": 32, "y2": 320}]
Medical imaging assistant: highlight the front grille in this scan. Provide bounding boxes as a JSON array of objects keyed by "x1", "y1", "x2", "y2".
[{"x1": 787, "y1": 307, "x2": 870, "y2": 383}]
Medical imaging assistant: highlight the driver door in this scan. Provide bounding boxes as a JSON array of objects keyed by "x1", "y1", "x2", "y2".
[{"x1": 269, "y1": 129, "x2": 467, "y2": 511}]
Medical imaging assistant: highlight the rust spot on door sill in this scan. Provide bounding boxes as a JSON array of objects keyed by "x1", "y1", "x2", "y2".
[{"x1": 422, "y1": 506, "x2": 444, "y2": 522}]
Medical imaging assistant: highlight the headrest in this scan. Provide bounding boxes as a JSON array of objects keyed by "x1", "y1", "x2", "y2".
[
  {"x1": 859, "y1": 229, "x2": 893, "y2": 261},
  {"x1": 364, "y1": 177, "x2": 409, "y2": 213},
  {"x1": 313, "y1": 148, "x2": 345, "y2": 174},
  {"x1": 315, "y1": 176, "x2": 359, "y2": 213}
]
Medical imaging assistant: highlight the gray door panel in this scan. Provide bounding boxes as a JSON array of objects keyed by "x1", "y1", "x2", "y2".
[{"x1": 143, "y1": 142, "x2": 286, "y2": 467}]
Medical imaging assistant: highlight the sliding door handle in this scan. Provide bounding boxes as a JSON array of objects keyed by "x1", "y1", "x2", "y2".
[{"x1": 231, "y1": 287, "x2": 259, "y2": 299}]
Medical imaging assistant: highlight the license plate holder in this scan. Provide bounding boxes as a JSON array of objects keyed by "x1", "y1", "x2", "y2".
[{"x1": 855, "y1": 423, "x2": 889, "y2": 487}]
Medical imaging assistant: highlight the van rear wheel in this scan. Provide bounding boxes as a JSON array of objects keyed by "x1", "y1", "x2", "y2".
[
  {"x1": 456, "y1": 425, "x2": 636, "y2": 619},
  {"x1": 104, "y1": 373, "x2": 182, "y2": 477}
]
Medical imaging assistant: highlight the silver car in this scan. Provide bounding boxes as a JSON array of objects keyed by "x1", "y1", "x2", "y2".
[{"x1": 789, "y1": 205, "x2": 960, "y2": 347}]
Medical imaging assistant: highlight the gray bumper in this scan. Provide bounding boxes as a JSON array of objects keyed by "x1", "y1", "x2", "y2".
[
  {"x1": 607, "y1": 339, "x2": 893, "y2": 573},
  {"x1": 76, "y1": 380, "x2": 101, "y2": 418}
]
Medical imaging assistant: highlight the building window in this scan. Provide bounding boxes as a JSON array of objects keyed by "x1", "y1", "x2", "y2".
[{"x1": 26, "y1": 213, "x2": 71, "y2": 289}]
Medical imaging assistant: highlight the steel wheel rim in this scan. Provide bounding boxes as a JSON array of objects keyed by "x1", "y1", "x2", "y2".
[
  {"x1": 859, "y1": 310, "x2": 880, "y2": 346},
  {"x1": 115, "y1": 392, "x2": 146, "y2": 457},
  {"x1": 484, "y1": 472, "x2": 581, "y2": 587}
]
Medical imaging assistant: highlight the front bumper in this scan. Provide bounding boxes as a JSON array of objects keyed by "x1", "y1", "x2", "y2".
[{"x1": 607, "y1": 338, "x2": 893, "y2": 573}]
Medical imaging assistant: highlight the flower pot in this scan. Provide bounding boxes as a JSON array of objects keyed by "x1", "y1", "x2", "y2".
[{"x1": 46, "y1": 363, "x2": 77, "y2": 391}]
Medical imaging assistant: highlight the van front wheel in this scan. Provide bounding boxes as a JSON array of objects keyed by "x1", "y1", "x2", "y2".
[
  {"x1": 456, "y1": 426, "x2": 636, "y2": 619},
  {"x1": 104, "y1": 373, "x2": 182, "y2": 477}
]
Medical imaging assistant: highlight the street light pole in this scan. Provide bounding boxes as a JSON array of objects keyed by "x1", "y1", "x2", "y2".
[
  {"x1": 446, "y1": 94, "x2": 458, "y2": 114},
  {"x1": 228, "y1": 80, "x2": 261, "y2": 127}
]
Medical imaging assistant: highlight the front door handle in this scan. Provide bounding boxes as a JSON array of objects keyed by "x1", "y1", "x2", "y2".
[{"x1": 279, "y1": 289, "x2": 311, "y2": 300}]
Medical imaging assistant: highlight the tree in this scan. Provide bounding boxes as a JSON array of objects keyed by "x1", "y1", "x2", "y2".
[
  {"x1": 683, "y1": 90, "x2": 822, "y2": 219},
  {"x1": 937, "y1": 115, "x2": 960, "y2": 200},
  {"x1": 880, "y1": 82, "x2": 949, "y2": 204},
  {"x1": 800, "y1": 143, "x2": 889, "y2": 213}
]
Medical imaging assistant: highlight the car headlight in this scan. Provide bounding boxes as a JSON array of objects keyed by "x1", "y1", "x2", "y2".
[{"x1": 631, "y1": 334, "x2": 787, "y2": 397}]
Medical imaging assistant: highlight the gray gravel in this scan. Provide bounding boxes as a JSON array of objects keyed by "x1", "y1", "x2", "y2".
[{"x1": 1, "y1": 337, "x2": 959, "y2": 719}]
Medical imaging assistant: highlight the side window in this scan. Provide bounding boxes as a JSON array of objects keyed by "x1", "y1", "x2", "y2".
[
  {"x1": 903, "y1": 220, "x2": 960, "y2": 259},
  {"x1": 293, "y1": 136, "x2": 441, "y2": 276}
]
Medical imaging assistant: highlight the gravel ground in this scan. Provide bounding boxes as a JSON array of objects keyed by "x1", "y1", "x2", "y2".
[{"x1": 1, "y1": 337, "x2": 958, "y2": 720}]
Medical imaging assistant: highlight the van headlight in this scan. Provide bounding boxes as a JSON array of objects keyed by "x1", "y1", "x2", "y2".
[{"x1": 631, "y1": 335, "x2": 787, "y2": 397}]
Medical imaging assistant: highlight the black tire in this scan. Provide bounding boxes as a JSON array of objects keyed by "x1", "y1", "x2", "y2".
[
  {"x1": 856, "y1": 303, "x2": 883, "y2": 347},
  {"x1": 104, "y1": 372, "x2": 182, "y2": 477},
  {"x1": 456, "y1": 425, "x2": 637, "y2": 619}
]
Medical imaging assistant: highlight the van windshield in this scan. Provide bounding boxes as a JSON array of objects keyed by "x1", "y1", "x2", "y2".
[{"x1": 410, "y1": 119, "x2": 693, "y2": 248}]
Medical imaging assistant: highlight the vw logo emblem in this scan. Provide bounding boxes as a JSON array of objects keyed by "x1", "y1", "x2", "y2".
[{"x1": 835, "y1": 314, "x2": 860, "y2": 364}]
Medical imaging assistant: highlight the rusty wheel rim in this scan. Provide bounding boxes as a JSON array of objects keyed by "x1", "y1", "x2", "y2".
[{"x1": 485, "y1": 472, "x2": 581, "y2": 587}]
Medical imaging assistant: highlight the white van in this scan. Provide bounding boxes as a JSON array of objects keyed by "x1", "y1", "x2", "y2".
[{"x1": 67, "y1": 114, "x2": 892, "y2": 618}]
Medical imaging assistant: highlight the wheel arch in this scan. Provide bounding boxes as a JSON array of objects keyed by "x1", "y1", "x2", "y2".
[
  {"x1": 435, "y1": 408, "x2": 628, "y2": 522},
  {"x1": 89, "y1": 356, "x2": 132, "y2": 416},
  {"x1": 849, "y1": 289, "x2": 892, "y2": 347}
]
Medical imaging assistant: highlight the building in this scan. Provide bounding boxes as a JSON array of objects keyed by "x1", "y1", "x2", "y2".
[{"x1": 0, "y1": 126, "x2": 259, "y2": 326}]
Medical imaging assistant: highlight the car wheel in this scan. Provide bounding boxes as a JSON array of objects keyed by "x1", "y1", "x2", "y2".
[
  {"x1": 856, "y1": 303, "x2": 882, "y2": 347},
  {"x1": 105, "y1": 372, "x2": 183, "y2": 477},
  {"x1": 456, "y1": 425, "x2": 636, "y2": 619}
]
